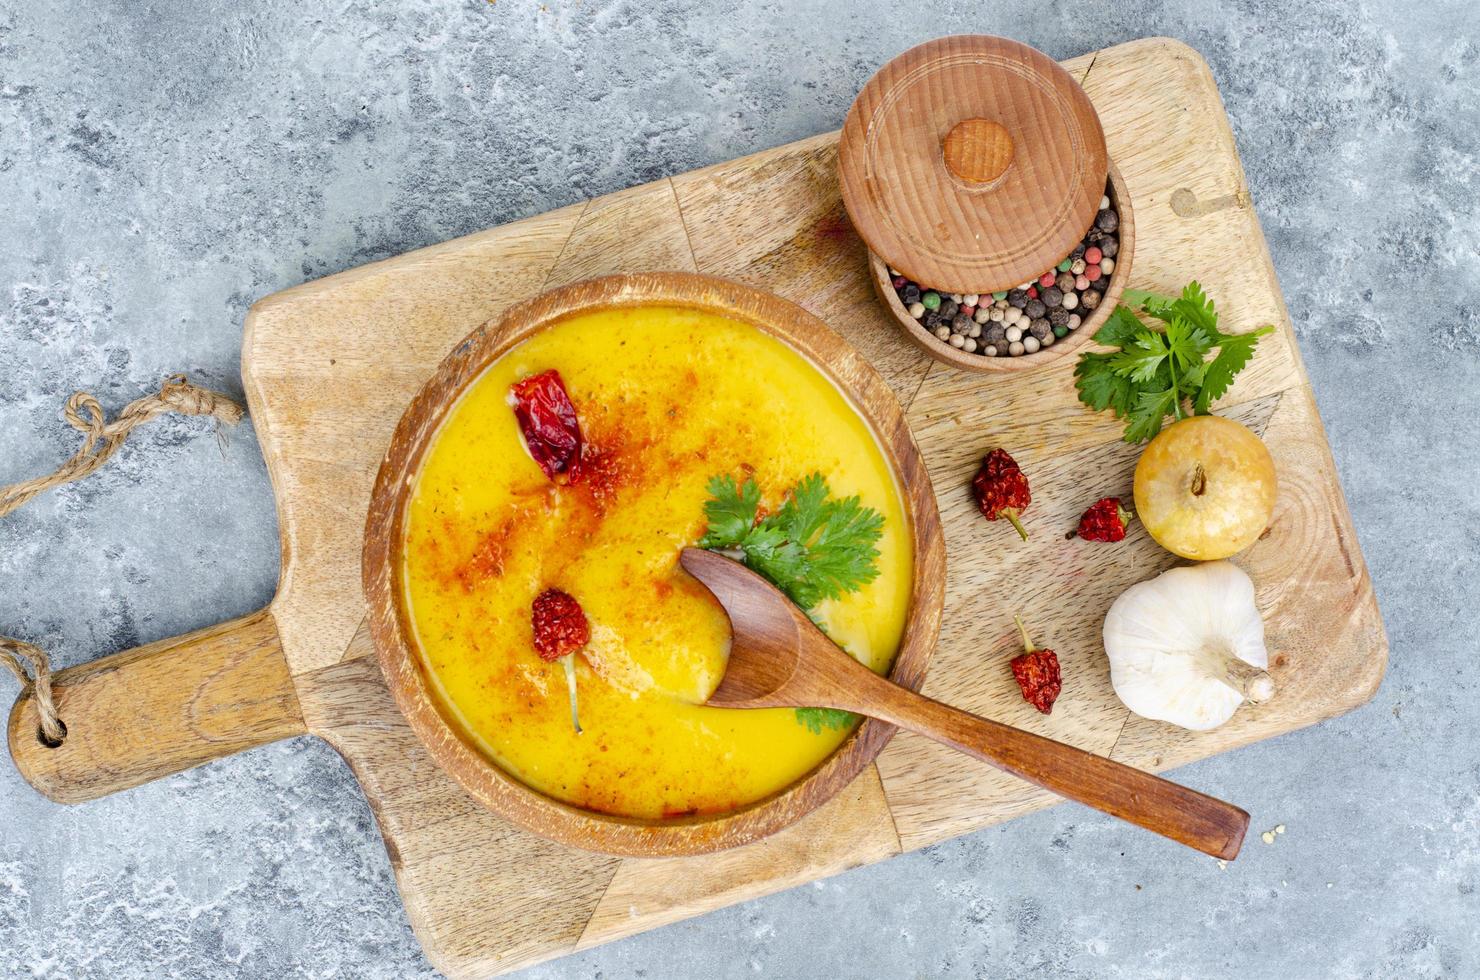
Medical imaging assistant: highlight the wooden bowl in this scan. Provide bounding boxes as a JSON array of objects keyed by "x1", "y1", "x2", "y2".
[
  {"x1": 872, "y1": 160, "x2": 1135, "y2": 374},
  {"x1": 363, "y1": 272, "x2": 946, "y2": 857}
]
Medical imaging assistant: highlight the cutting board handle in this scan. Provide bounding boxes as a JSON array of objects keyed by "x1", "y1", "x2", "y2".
[{"x1": 6, "y1": 608, "x2": 306, "y2": 803}]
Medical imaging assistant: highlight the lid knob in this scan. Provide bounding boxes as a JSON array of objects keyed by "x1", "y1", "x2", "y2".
[{"x1": 942, "y1": 118, "x2": 1014, "y2": 184}]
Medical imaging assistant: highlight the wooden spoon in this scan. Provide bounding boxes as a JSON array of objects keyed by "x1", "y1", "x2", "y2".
[{"x1": 679, "y1": 548, "x2": 1248, "y2": 860}]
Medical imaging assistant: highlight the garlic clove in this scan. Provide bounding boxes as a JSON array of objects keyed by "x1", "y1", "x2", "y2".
[{"x1": 1103, "y1": 561, "x2": 1273, "y2": 731}]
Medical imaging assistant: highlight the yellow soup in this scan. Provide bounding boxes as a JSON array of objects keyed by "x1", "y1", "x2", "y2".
[{"x1": 402, "y1": 305, "x2": 911, "y2": 819}]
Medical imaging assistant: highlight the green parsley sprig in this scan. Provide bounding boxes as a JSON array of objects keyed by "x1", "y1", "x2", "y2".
[
  {"x1": 1074, "y1": 282, "x2": 1273, "y2": 443},
  {"x1": 698, "y1": 471, "x2": 884, "y2": 734}
]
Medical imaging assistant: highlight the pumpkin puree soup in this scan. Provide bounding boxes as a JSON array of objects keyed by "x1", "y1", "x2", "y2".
[{"x1": 402, "y1": 305, "x2": 910, "y2": 819}]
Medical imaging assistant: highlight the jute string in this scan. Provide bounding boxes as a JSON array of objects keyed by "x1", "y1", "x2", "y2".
[{"x1": 1, "y1": 375, "x2": 243, "y2": 745}]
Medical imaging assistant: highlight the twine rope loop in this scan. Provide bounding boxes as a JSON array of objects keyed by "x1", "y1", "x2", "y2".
[{"x1": 0, "y1": 376, "x2": 243, "y2": 744}]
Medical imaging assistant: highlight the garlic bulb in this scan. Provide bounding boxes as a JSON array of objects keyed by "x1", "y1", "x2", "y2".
[{"x1": 1103, "y1": 561, "x2": 1273, "y2": 731}]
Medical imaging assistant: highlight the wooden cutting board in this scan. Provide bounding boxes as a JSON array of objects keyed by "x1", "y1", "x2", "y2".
[{"x1": 7, "y1": 37, "x2": 1386, "y2": 979}]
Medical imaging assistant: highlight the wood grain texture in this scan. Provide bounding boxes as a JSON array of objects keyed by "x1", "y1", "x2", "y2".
[
  {"x1": 870, "y1": 158, "x2": 1134, "y2": 373},
  {"x1": 838, "y1": 35, "x2": 1108, "y2": 294},
  {"x1": 6, "y1": 609, "x2": 303, "y2": 803},
  {"x1": 362, "y1": 272, "x2": 946, "y2": 857},
  {"x1": 3, "y1": 37, "x2": 1387, "y2": 979}
]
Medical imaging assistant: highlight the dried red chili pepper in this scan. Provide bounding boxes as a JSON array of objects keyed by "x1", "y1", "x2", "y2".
[
  {"x1": 971, "y1": 448, "x2": 1031, "y2": 541},
  {"x1": 1009, "y1": 616, "x2": 1061, "y2": 714},
  {"x1": 532, "y1": 587, "x2": 589, "y2": 733},
  {"x1": 510, "y1": 370, "x2": 583, "y2": 484},
  {"x1": 531, "y1": 588, "x2": 589, "y2": 661},
  {"x1": 1069, "y1": 496, "x2": 1135, "y2": 542}
]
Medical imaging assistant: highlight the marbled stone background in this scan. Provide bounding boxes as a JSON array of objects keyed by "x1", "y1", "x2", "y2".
[{"x1": 1, "y1": 1, "x2": 1475, "y2": 977}]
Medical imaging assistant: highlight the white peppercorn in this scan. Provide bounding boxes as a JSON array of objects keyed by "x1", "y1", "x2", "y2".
[
  {"x1": 1008, "y1": 340, "x2": 1025, "y2": 356},
  {"x1": 1023, "y1": 335, "x2": 1041, "y2": 353},
  {"x1": 908, "y1": 301, "x2": 926, "y2": 318}
]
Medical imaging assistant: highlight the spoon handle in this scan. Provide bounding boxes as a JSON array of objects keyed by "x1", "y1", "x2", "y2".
[{"x1": 850, "y1": 671, "x2": 1249, "y2": 859}]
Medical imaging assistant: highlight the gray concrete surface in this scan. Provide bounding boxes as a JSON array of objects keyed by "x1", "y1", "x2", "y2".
[{"x1": 1, "y1": 1, "x2": 1475, "y2": 977}]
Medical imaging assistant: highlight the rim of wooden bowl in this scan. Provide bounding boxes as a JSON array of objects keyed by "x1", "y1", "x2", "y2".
[
  {"x1": 363, "y1": 272, "x2": 946, "y2": 857},
  {"x1": 872, "y1": 158, "x2": 1135, "y2": 374}
]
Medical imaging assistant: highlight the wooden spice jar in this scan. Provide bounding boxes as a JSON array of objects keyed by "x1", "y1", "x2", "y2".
[{"x1": 839, "y1": 35, "x2": 1134, "y2": 373}]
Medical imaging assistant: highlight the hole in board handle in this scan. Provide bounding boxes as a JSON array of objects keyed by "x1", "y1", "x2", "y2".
[{"x1": 37, "y1": 718, "x2": 67, "y2": 749}]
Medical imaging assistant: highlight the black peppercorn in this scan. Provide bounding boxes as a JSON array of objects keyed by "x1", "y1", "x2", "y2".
[
  {"x1": 924, "y1": 310, "x2": 946, "y2": 329},
  {"x1": 1098, "y1": 237, "x2": 1118, "y2": 259},
  {"x1": 1024, "y1": 299, "x2": 1046, "y2": 320},
  {"x1": 1041, "y1": 287, "x2": 1063, "y2": 309},
  {"x1": 1090, "y1": 276, "x2": 1109, "y2": 292},
  {"x1": 902, "y1": 283, "x2": 921, "y2": 304},
  {"x1": 1080, "y1": 290, "x2": 1102, "y2": 311},
  {"x1": 1056, "y1": 273, "x2": 1076, "y2": 293},
  {"x1": 1007, "y1": 288, "x2": 1029, "y2": 309},
  {"x1": 1071, "y1": 243, "x2": 1086, "y2": 261},
  {"x1": 1029, "y1": 318, "x2": 1052, "y2": 340},
  {"x1": 1049, "y1": 307, "x2": 1071, "y2": 329},
  {"x1": 940, "y1": 300, "x2": 959, "y2": 318},
  {"x1": 1096, "y1": 209, "x2": 1118, "y2": 233},
  {"x1": 952, "y1": 314, "x2": 973, "y2": 334},
  {"x1": 984, "y1": 323, "x2": 1007, "y2": 344}
]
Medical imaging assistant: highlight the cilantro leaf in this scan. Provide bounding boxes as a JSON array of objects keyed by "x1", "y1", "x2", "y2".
[
  {"x1": 711, "y1": 473, "x2": 885, "y2": 612},
  {"x1": 801, "y1": 492, "x2": 884, "y2": 606},
  {"x1": 1074, "y1": 283, "x2": 1271, "y2": 442},
  {"x1": 1074, "y1": 351, "x2": 1137, "y2": 418},
  {"x1": 1121, "y1": 287, "x2": 1175, "y2": 320},
  {"x1": 1163, "y1": 314, "x2": 1215, "y2": 374},
  {"x1": 1125, "y1": 387, "x2": 1181, "y2": 443},
  {"x1": 698, "y1": 472, "x2": 885, "y2": 734},
  {"x1": 1093, "y1": 305, "x2": 1147, "y2": 349},
  {"x1": 1110, "y1": 330, "x2": 1171, "y2": 383},
  {"x1": 1194, "y1": 326, "x2": 1273, "y2": 413},
  {"x1": 771, "y1": 472, "x2": 831, "y2": 547},
  {"x1": 1168, "y1": 281, "x2": 1218, "y2": 337},
  {"x1": 697, "y1": 474, "x2": 760, "y2": 549},
  {"x1": 794, "y1": 707, "x2": 859, "y2": 734}
]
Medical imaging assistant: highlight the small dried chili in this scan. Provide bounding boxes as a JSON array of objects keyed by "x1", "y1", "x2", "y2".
[
  {"x1": 531, "y1": 588, "x2": 589, "y2": 662},
  {"x1": 510, "y1": 370, "x2": 583, "y2": 484},
  {"x1": 1010, "y1": 616, "x2": 1061, "y2": 714},
  {"x1": 531, "y1": 587, "x2": 589, "y2": 734},
  {"x1": 1069, "y1": 496, "x2": 1134, "y2": 542},
  {"x1": 971, "y1": 448, "x2": 1031, "y2": 541}
]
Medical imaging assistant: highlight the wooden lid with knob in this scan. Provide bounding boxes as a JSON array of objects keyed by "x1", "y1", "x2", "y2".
[{"x1": 839, "y1": 35, "x2": 1108, "y2": 295}]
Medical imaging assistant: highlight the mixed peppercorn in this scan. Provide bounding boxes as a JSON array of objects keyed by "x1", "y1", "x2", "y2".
[{"x1": 890, "y1": 184, "x2": 1121, "y2": 357}]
